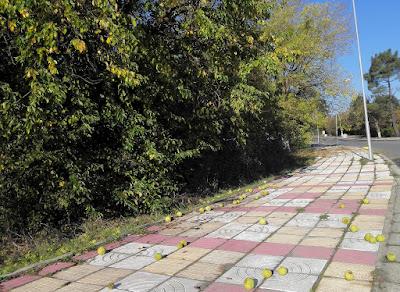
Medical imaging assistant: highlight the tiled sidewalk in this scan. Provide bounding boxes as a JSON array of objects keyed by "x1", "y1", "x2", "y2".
[{"x1": 2, "y1": 149, "x2": 396, "y2": 292}]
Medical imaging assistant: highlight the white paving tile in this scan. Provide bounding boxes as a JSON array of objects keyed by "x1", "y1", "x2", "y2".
[
  {"x1": 137, "y1": 245, "x2": 178, "y2": 257},
  {"x1": 280, "y1": 257, "x2": 327, "y2": 275},
  {"x1": 260, "y1": 272, "x2": 318, "y2": 292},
  {"x1": 87, "y1": 251, "x2": 130, "y2": 267},
  {"x1": 153, "y1": 277, "x2": 206, "y2": 292},
  {"x1": 113, "y1": 242, "x2": 151, "y2": 254},
  {"x1": 216, "y1": 266, "x2": 264, "y2": 287},
  {"x1": 116, "y1": 271, "x2": 170, "y2": 292},
  {"x1": 110, "y1": 255, "x2": 155, "y2": 270},
  {"x1": 236, "y1": 254, "x2": 283, "y2": 269}
]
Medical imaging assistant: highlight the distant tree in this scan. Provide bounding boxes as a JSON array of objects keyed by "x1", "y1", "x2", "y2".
[{"x1": 364, "y1": 49, "x2": 400, "y2": 136}]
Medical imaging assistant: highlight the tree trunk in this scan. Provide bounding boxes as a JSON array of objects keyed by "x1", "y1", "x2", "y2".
[
  {"x1": 375, "y1": 121, "x2": 382, "y2": 138},
  {"x1": 388, "y1": 80, "x2": 400, "y2": 136}
]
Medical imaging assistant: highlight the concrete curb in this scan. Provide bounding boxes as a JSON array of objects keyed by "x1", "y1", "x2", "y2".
[{"x1": 372, "y1": 154, "x2": 400, "y2": 291}]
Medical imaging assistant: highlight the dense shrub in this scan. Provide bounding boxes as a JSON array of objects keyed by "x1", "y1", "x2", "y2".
[{"x1": 0, "y1": 0, "x2": 349, "y2": 235}]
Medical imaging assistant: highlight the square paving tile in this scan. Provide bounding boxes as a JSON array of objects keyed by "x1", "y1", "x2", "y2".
[
  {"x1": 236, "y1": 254, "x2": 283, "y2": 269},
  {"x1": 53, "y1": 264, "x2": 102, "y2": 281},
  {"x1": 115, "y1": 271, "x2": 170, "y2": 291},
  {"x1": 113, "y1": 242, "x2": 151, "y2": 254},
  {"x1": 190, "y1": 237, "x2": 226, "y2": 249},
  {"x1": 300, "y1": 236, "x2": 340, "y2": 248},
  {"x1": 203, "y1": 282, "x2": 253, "y2": 292},
  {"x1": 266, "y1": 233, "x2": 304, "y2": 244},
  {"x1": 135, "y1": 234, "x2": 170, "y2": 244},
  {"x1": 137, "y1": 244, "x2": 178, "y2": 257},
  {"x1": 110, "y1": 255, "x2": 155, "y2": 270},
  {"x1": 340, "y1": 238, "x2": 380, "y2": 252},
  {"x1": 216, "y1": 266, "x2": 264, "y2": 287},
  {"x1": 278, "y1": 226, "x2": 311, "y2": 236},
  {"x1": 308, "y1": 227, "x2": 344, "y2": 238},
  {"x1": 260, "y1": 272, "x2": 318, "y2": 292},
  {"x1": 177, "y1": 262, "x2": 226, "y2": 281},
  {"x1": 11, "y1": 277, "x2": 67, "y2": 292},
  {"x1": 323, "y1": 261, "x2": 375, "y2": 281},
  {"x1": 252, "y1": 242, "x2": 295, "y2": 256},
  {"x1": 200, "y1": 250, "x2": 244, "y2": 265},
  {"x1": 57, "y1": 282, "x2": 102, "y2": 292},
  {"x1": 143, "y1": 258, "x2": 193, "y2": 275},
  {"x1": 206, "y1": 223, "x2": 251, "y2": 239},
  {"x1": 153, "y1": 277, "x2": 207, "y2": 292},
  {"x1": 316, "y1": 277, "x2": 371, "y2": 292},
  {"x1": 291, "y1": 245, "x2": 334, "y2": 260},
  {"x1": 87, "y1": 251, "x2": 130, "y2": 267},
  {"x1": 233, "y1": 231, "x2": 269, "y2": 242},
  {"x1": 211, "y1": 211, "x2": 246, "y2": 223},
  {"x1": 217, "y1": 239, "x2": 258, "y2": 253},
  {"x1": 280, "y1": 256, "x2": 327, "y2": 275},
  {"x1": 168, "y1": 247, "x2": 210, "y2": 261},
  {"x1": 332, "y1": 249, "x2": 377, "y2": 265},
  {"x1": 78, "y1": 267, "x2": 132, "y2": 285}
]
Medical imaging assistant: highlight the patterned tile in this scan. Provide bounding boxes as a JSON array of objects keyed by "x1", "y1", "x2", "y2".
[{"x1": 115, "y1": 271, "x2": 170, "y2": 292}]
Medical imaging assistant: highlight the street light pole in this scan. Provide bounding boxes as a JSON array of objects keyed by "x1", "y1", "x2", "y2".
[{"x1": 352, "y1": 0, "x2": 373, "y2": 160}]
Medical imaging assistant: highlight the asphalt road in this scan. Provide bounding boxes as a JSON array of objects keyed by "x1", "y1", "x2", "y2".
[{"x1": 316, "y1": 136, "x2": 400, "y2": 167}]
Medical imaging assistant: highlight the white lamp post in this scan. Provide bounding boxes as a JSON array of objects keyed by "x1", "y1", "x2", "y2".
[{"x1": 352, "y1": 0, "x2": 373, "y2": 160}]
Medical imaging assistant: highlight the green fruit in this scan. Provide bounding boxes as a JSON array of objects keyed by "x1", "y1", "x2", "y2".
[
  {"x1": 219, "y1": 203, "x2": 224, "y2": 207},
  {"x1": 386, "y1": 252, "x2": 397, "y2": 262},
  {"x1": 106, "y1": 282, "x2": 115, "y2": 290},
  {"x1": 342, "y1": 217, "x2": 350, "y2": 225},
  {"x1": 369, "y1": 236, "x2": 377, "y2": 244},
  {"x1": 344, "y1": 270, "x2": 354, "y2": 281},
  {"x1": 349, "y1": 225, "x2": 359, "y2": 232},
  {"x1": 243, "y1": 277, "x2": 255, "y2": 290},
  {"x1": 179, "y1": 240, "x2": 187, "y2": 246},
  {"x1": 258, "y1": 218, "x2": 267, "y2": 225},
  {"x1": 165, "y1": 216, "x2": 172, "y2": 223},
  {"x1": 154, "y1": 252, "x2": 163, "y2": 261},
  {"x1": 376, "y1": 234, "x2": 385, "y2": 242},
  {"x1": 199, "y1": 208, "x2": 205, "y2": 214},
  {"x1": 176, "y1": 211, "x2": 183, "y2": 217},
  {"x1": 205, "y1": 206, "x2": 212, "y2": 212},
  {"x1": 97, "y1": 246, "x2": 106, "y2": 255},
  {"x1": 277, "y1": 266, "x2": 288, "y2": 276},
  {"x1": 361, "y1": 198, "x2": 369, "y2": 204},
  {"x1": 364, "y1": 233, "x2": 372, "y2": 241},
  {"x1": 255, "y1": 195, "x2": 260, "y2": 200},
  {"x1": 262, "y1": 268, "x2": 273, "y2": 279}
]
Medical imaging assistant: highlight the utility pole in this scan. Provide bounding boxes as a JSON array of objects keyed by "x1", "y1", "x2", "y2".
[
  {"x1": 335, "y1": 114, "x2": 338, "y2": 145},
  {"x1": 352, "y1": 0, "x2": 373, "y2": 160}
]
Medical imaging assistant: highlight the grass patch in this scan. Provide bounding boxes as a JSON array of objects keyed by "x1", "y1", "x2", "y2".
[{"x1": 0, "y1": 148, "x2": 319, "y2": 277}]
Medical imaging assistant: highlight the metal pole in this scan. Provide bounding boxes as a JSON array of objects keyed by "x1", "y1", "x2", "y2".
[
  {"x1": 335, "y1": 114, "x2": 338, "y2": 145},
  {"x1": 317, "y1": 124, "x2": 320, "y2": 144},
  {"x1": 352, "y1": 0, "x2": 373, "y2": 160}
]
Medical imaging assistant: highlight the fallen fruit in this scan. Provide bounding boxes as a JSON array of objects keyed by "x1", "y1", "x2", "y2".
[
  {"x1": 277, "y1": 266, "x2": 288, "y2": 276},
  {"x1": 176, "y1": 211, "x2": 183, "y2": 217},
  {"x1": 106, "y1": 282, "x2": 115, "y2": 290},
  {"x1": 97, "y1": 246, "x2": 106, "y2": 256},
  {"x1": 262, "y1": 191, "x2": 270, "y2": 196},
  {"x1": 386, "y1": 252, "x2": 397, "y2": 262},
  {"x1": 349, "y1": 224, "x2": 359, "y2": 232},
  {"x1": 262, "y1": 268, "x2": 273, "y2": 279},
  {"x1": 165, "y1": 216, "x2": 172, "y2": 223},
  {"x1": 258, "y1": 218, "x2": 267, "y2": 225},
  {"x1": 199, "y1": 208, "x2": 205, "y2": 214},
  {"x1": 246, "y1": 188, "x2": 253, "y2": 193},
  {"x1": 339, "y1": 203, "x2": 345, "y2": 209},
  {"x1": 219, "y1": 203, "x2": 224, "y2": 207},
  {"x1": 361, "y1": 198, "x2": 369, "y2": 204},
  {"x1": 177, "y1": 242, "x2": 185, "y2": 249},
  {"x1": 255, "y1": 195, "x2": 260, "y2": 200},
  {"x1": 344, "y1": 270, "x2": 354, "y2": 281},
  {"x1": 205, "y1": 206, "x2": 212, "y2": 212},
  {"x1": 243, "y1": 277, "x2": 255, "y2": 290},
  {"x1": 369, "y1": 236, "x2": 377, "y2": 244},
  {"x1": 364, "y1": 233, "x2": 372, "y2": 241},
  {"x1": 342, "y1": 217, "x2": 350, "y2": 225},
  {"x1": 376, "y1": 234, "x2": 385, "y2": 242},
  {"x1": 154, "y1": 252, "x2": 163, "y2": 261},
  {"x1": 179, "y1": 239, "x2": 188, "y2": 246}
]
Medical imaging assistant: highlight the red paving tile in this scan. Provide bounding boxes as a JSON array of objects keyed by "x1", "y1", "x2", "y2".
[
  {"x1": 105, "y1": 240, "x2": 126, "y2": 250},
  {"x1": 291, "y1": 245, "x2": 334, "y2": 260},
  {"x1": 72, "y1": 250, "x2": 98, "y2": 261},
  {"x1": 204, "y1": 282, "x2": 268, "y2": 292},
  {"x1": 252, "y1": 242, "x2": 295, "y2": 256},
  {"x1": 0, "y1": 275, "x2": 41, "y2": 291},
  {"x1": 332, "y1": 249, "x2": 377, "y2": 265},
  {"x1": 190, "y1": 237, "x2": 227, "y2": 249},
  {"x1": 135, "y1": 233, "x2": 171, "y2": 244},
  {"x1": 38, "y1": 262, "x2": 75, "y2": 276},
  {"x1": 217, "y1": 239, "x2": 258, "y2": 253},
  {"x1": 275, "y1": 206, "x2": 298, "y2": 212},
  {"x1": 161, "y1": 236, "x2": 196, "y2": 246},
  {"x1": 277, "y1": 194, "x2": 301, "y2": 199}
]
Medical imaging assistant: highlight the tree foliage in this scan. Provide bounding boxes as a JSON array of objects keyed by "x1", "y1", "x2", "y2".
[{"x1": 0, "y1": 0, "x2": 350, "y2": 235}]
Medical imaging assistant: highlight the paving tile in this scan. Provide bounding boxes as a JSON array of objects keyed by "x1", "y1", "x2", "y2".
[
  {"x1": 0, "y1": 275, "x2": 41, "y2": 291},
  {"x1": 206, "y1": 223, "x2": 251, "y2": 239},
  {"x1": 217, "y1": 239, "x2": 258, "y2": 253},
  {"x1": 252, "y1": 242, "x2": 295, "y2": 256},
  {"x1": 333, "y1": 249, "x2": 377, "y2": 265},
  {"x1": 78, "y1": 267, "x2": 132, "y2": 285},
  {"x1": 177, "y1": 262, "x2": 226, "y2": 281},
  {"x1": 135, "y1": 234, "x2": 171, "y2": 244},
  {"x1": 323, "y1": 261, "x2": 375, "y2": 281},
  {"x1": 168, "y1": 247, "x2": 210, "y2": 261},
  {"x1": 280, "y1": 256, "x2": 327, "y2": 275},
  {"x1": 340, "y1": 237, "x2": 380, "y2": 252},
  {"x1": 11, "y1": 277, "x2": 67, "y2": 292},
  {"x1": 291, "y1": 245, "x2": 334, "y2": 260},
  {"x1": 278, "y1": 226, "x2": 311, "y2": 236},
  {"x1": 300, "y1": 236, "x2": 340, "y2": 248},
  {"x1": 211, "y1": 211, "x2": 246, "y2": 223},
  {"x1": 216, "y1": 266, "x2": 264, "y2": 287},
  {"x1": 236, "y1": 254, "x2": 283, "y2": 269},
  {"x1": 260, "y1": 272, "x2": 318, "y2": 292},
  {"x1": 316, "y1": 277, "x2": 371, "y2": 292},
  {"x1": 110, "y1": 255, "x2": 155, "y2": 270},
  {"x1": 115, "y1": 271, "x2": 170, "y2": 291},
  {"x1": 87, "y1": 251, "x2": 130, "y2": 267},
  {"x1": 153, "y1": 277, "x2": 207, "y2": 292},
  {"x1": 112, "y1": 242, "x2": 150, "y2": 254},
  {"x1": 200, "y1": 250, "x2": 244, "y2": 265},
  {"x1": 233, "y1": 231, "x2": 270, "y2": 242},
  {"x1": 53, "y1": 264, "x2": 102, "y2": 281},
  {"x1": 56, "y1": 282, "x2": 102, "y2": 292},
  {"x1": 203, "y1": 282, "x2": 253, "y2": 292},
  {"x1": 266, "y1": 233, "x2": 304, "y2": 244},
  {"x1": 143, "y1": 258, "x2": 193, "y2": 275},
  {"x1": 308, "y1": 227, "x2": 344, "y2": 238},
  {"x1": 137, "y1": 244, "x2": 178, "y2": 257},
  {"x1": 161, "y1": 236, "x2": 196, "y2": 246},
  {"x1": 190, "y1": 237, "x2": 227, "y2": 249}
]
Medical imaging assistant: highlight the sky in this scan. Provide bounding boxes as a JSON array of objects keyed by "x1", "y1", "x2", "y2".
[{"x1": 337, "y1": 0, "x2": 400, "y2": 98}]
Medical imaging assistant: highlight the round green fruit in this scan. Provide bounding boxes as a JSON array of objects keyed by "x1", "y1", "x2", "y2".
[
  {"x1": 277, "y1": 266, "x2": 288, "y2": 276},
  {"x1": 243, "y1": 277, "x2": 255, "y2": 290},
  {"x1": 97, "y1": 246, "x2": 106, "y2": 256},
  {"x1": 262, "y1": 268, "x2": 273, "y2": 279}
]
